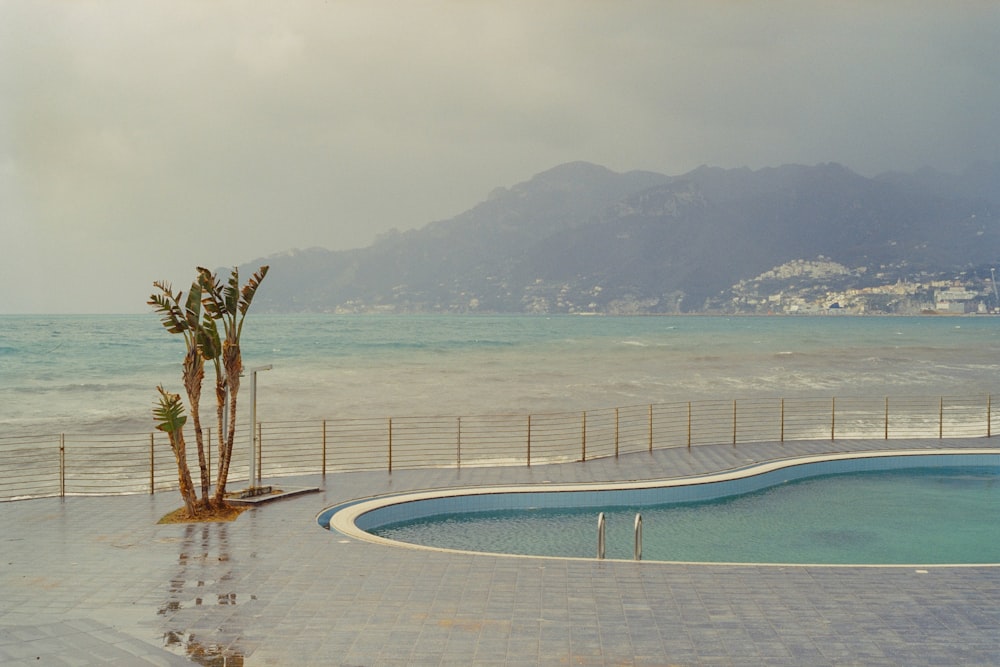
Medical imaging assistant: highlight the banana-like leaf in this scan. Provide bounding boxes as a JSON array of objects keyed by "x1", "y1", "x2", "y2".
[
  {"x1": 153, "y1": 386, "x2": 187, "y2": 433},
  {"x1": 197, "y1": 267, "x2": 224, "y2": 320},
  {"x1": 197, "y1": 317, "x2": 222, "y2": 361},
  {"x1": 223, "y1": 268, "x2": 240, "y2": 316},
  {"x1": 238, "y1": 265, "x2": 269, "y2": 315},
  {"x1": 148, "y1": 282, "x2": 188, "y2": 335},
  {"x1": 184, "y1": 280, "x2": 202, "y2": 328}
]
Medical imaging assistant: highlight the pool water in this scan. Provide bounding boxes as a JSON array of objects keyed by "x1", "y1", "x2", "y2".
[{"x1": 371, "y1": 466, "x2": 1000, "y2": 564}]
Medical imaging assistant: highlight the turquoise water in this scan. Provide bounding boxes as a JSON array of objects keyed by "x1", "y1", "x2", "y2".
[
  {"x1": 3, "y1": 313, "x2": 1000, "y2": 436},
  {"x1": 372, "y1": 466, "x2": 1000, "y2": 564}
]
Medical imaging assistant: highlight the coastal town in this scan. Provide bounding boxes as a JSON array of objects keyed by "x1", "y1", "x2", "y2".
[
  {"x1": 329, "y1": 259, "x2": 1000, "y2": 316},
  {"x1": 716, "y1": 258, "x2": 1000, "y2": 315}
]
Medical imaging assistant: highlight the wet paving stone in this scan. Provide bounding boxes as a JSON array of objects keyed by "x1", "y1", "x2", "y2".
[{"x1": 1, "y1": 439, "x2": 998, "y2": 664}]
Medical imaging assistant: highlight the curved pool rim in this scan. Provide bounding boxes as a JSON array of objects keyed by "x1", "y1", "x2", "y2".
[{"x1": 318, "y1": 448, "x2": 1000, "y2": 568}]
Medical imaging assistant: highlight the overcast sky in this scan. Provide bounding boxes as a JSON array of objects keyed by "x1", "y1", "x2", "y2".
[{"x1": 2, "y1": 1, "x2": 998, "y2": 313}]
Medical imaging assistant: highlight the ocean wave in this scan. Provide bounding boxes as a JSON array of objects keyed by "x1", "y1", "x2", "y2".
[{"x1": 5, "y1": 314, "x2": 1000, "y2": 435}]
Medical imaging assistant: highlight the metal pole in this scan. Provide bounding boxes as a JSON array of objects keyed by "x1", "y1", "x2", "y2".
[
  {"x1": 457, "y1": 416, "x2": 462, "y2": 469},
  {"x1": 989, "y1": 394, "x2": 992, "y2": 438},
  {"x1": 388, "y1": 417, "x2": 393, "y2": 472},
  {"x1": 322, "y1": 419, "x2": 327, "y2": 476},
  {"x1": 732, "y1": 399, "x2": 737, "y2": 446},
  {"x1": 780, "y1": 398, "x2": 785, "y2": 443},
  {"x1": 634, "y1": 513, "x2": 643, "y2": 561},
  {"x1": 526, "y1": 414, "x2": 532, "y2": 467},
  {"x1": 60, "y1": 434, "x2": 65, "y2": 498},
  {"x1": 256, "y1": 422, "x2": 263, "y2": 484},
  {"x1": 648, "y1": 404, "x2": 653, "y2": 453},
  {"x1": 687, "y1": 402, "x2": 692, "y2": 449},
  {"x1": 884, "y1": 396, "x2": 889, "y2": 440},
  {"x1": 614, "y1": 407, "x2": 619, "y2": 458},
  {"x1": 248, "y1": 364, "x2": 273, "y2": 488},
  {"x1": 597, "y1": 512, "x2": 606, "y2": 559},
  {"x1": 831, "y1": 397, "x2": 836, "y2": 441},
  {"x1": 581, "y1": 411, "x2": 587, "y2": 462},
  {"x1": 149, "y1": 433, "x2": 155, "y2": 494},
  {"x1": 939, "y1": 396, "x2": 944, "y2": 439},
  {"x1": 249, "y1": 374, "x2": 257, "y2": 486}
]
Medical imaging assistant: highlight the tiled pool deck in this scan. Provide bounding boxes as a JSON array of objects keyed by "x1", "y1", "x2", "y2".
[{"x1": 2, "y1": 438, "x2": 998, "y2": 666}]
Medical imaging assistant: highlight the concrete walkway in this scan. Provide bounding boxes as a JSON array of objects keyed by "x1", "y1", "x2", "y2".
[{"x1": 1, "y1": 439, "x2": 998, "y2": 666}]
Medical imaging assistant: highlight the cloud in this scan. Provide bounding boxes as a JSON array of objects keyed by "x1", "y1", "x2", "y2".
[{"x1": 1, "y1": 0, "x2": 998, "y2": 312}]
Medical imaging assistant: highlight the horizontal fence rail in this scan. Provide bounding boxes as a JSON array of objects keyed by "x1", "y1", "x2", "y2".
[{"x1": 2, "y1": 393, "x2": 998, "y2": 501}]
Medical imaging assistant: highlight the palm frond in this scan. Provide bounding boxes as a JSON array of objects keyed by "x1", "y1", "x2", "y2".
[
  {"x1": 153, "y1": 385, "x2": 187, "y2": 433},
  {"x1": 148, "y1": 283, "x2": 188, "y2": 335}
]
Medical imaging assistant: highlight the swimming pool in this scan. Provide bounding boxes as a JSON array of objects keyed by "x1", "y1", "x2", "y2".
[{"x1": 319, "y1": 450, "x2": 1000, "y2": 566}]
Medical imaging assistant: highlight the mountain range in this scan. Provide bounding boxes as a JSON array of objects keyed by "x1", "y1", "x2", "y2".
[{"x1": 241, "y1": 160, "x2": 1000, "y2": 314}]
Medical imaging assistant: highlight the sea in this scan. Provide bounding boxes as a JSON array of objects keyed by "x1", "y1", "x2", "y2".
[{"x1": 2, "y1": 313, "x2": 1000, "y2": 439}]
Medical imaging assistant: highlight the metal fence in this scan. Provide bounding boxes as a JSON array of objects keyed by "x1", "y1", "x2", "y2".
[{"x1": 1, "y1": 393, "x2": 997, "y2": 501}]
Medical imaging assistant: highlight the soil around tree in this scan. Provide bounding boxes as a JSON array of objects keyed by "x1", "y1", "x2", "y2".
[{"x1": 158, "y1": 503, "x2": 249, "y2": 524}]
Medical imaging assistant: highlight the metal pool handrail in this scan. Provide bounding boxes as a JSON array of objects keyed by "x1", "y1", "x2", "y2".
[
  {"x1": 597, "y1": 512, "x2": 606, "y2": 559},
  {"x1": 634, "y1": 513, "x2": 643, "y2": 561},
  {"x1": 594, "y1": 512, "x2": 643, "y2": 561}
]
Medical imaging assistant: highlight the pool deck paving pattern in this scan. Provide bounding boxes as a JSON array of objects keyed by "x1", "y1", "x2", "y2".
[{"x1": 1, "y1": 438, "x2": 999, "y2": 666}]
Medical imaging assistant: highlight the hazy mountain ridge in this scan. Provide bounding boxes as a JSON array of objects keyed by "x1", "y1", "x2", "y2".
[{"x1": 243, "y1": 161, "x2": 1000, "y2": 314}]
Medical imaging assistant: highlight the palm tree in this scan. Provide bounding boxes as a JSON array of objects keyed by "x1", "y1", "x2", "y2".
[
  {"x1": 198, "y1": 265, "x2": 269, "y2": 505},
  {"x1": 148, "y1": 280, "x2": 214, "y2": 507},
  {"x1": 153, "y1": 386, "x2": 198, "y2": 517}
]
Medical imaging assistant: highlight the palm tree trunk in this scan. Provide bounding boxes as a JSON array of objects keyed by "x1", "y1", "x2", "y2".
[
  {"x1": 167, "y1": 430, "x2": 199, "y2": 517},
  {"x1": 191, "y1": 415, "x2": 209, "y2": 506},
  {"x1": 211, "y1": 377, "x2": 226, "y2": 508},
  {"x1": 213, "y1": 346, "x2": 242, "y2": 506},
  {"x1": 183, "y1": 349, "x2": 210, "y2": 507}
]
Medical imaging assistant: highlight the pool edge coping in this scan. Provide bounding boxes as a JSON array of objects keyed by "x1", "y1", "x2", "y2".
[{"x1": 322, "y1": 448, "x2": 1000, "y2": 569}]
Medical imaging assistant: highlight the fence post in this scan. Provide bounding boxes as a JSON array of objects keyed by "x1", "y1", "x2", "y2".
[
  {"x1": 732, "y1": 399, "x2": 737, "y2": 446},
  {"x1": 614, "y1": 407, "x2": 620, "y2": 458},
  {"x1": 59, "y1": 434, "x2": 65, "y2": 498},
  {"x1": 687, "y1": 402, "x2": 692, "y2": 449},
  {"x1": 23, "y1": 392, "x2": 1000, "y2": 500},
  {"x1": 780, "y1": 398, "x2": 785, "y2": 443},
  {"x1": 527, "y1": 414, "x2": 532, "y2": 467},
  {"x1": 939, "y1": 396, "x2": 944, "y2": 439},
  {"x1": 831, "y1": 397, "x2": 836, "y2": 441},
  {"x1": 149, "y1": 433, "x2": 155, "y2": 494},
  {"x1": 648, "y1": 404, "x2": 653, "y2": 453}
]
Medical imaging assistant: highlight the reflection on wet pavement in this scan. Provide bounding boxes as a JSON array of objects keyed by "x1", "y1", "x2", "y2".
[{"x1": 158, "y1": 523, "x2": 247, "y2": 665}]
